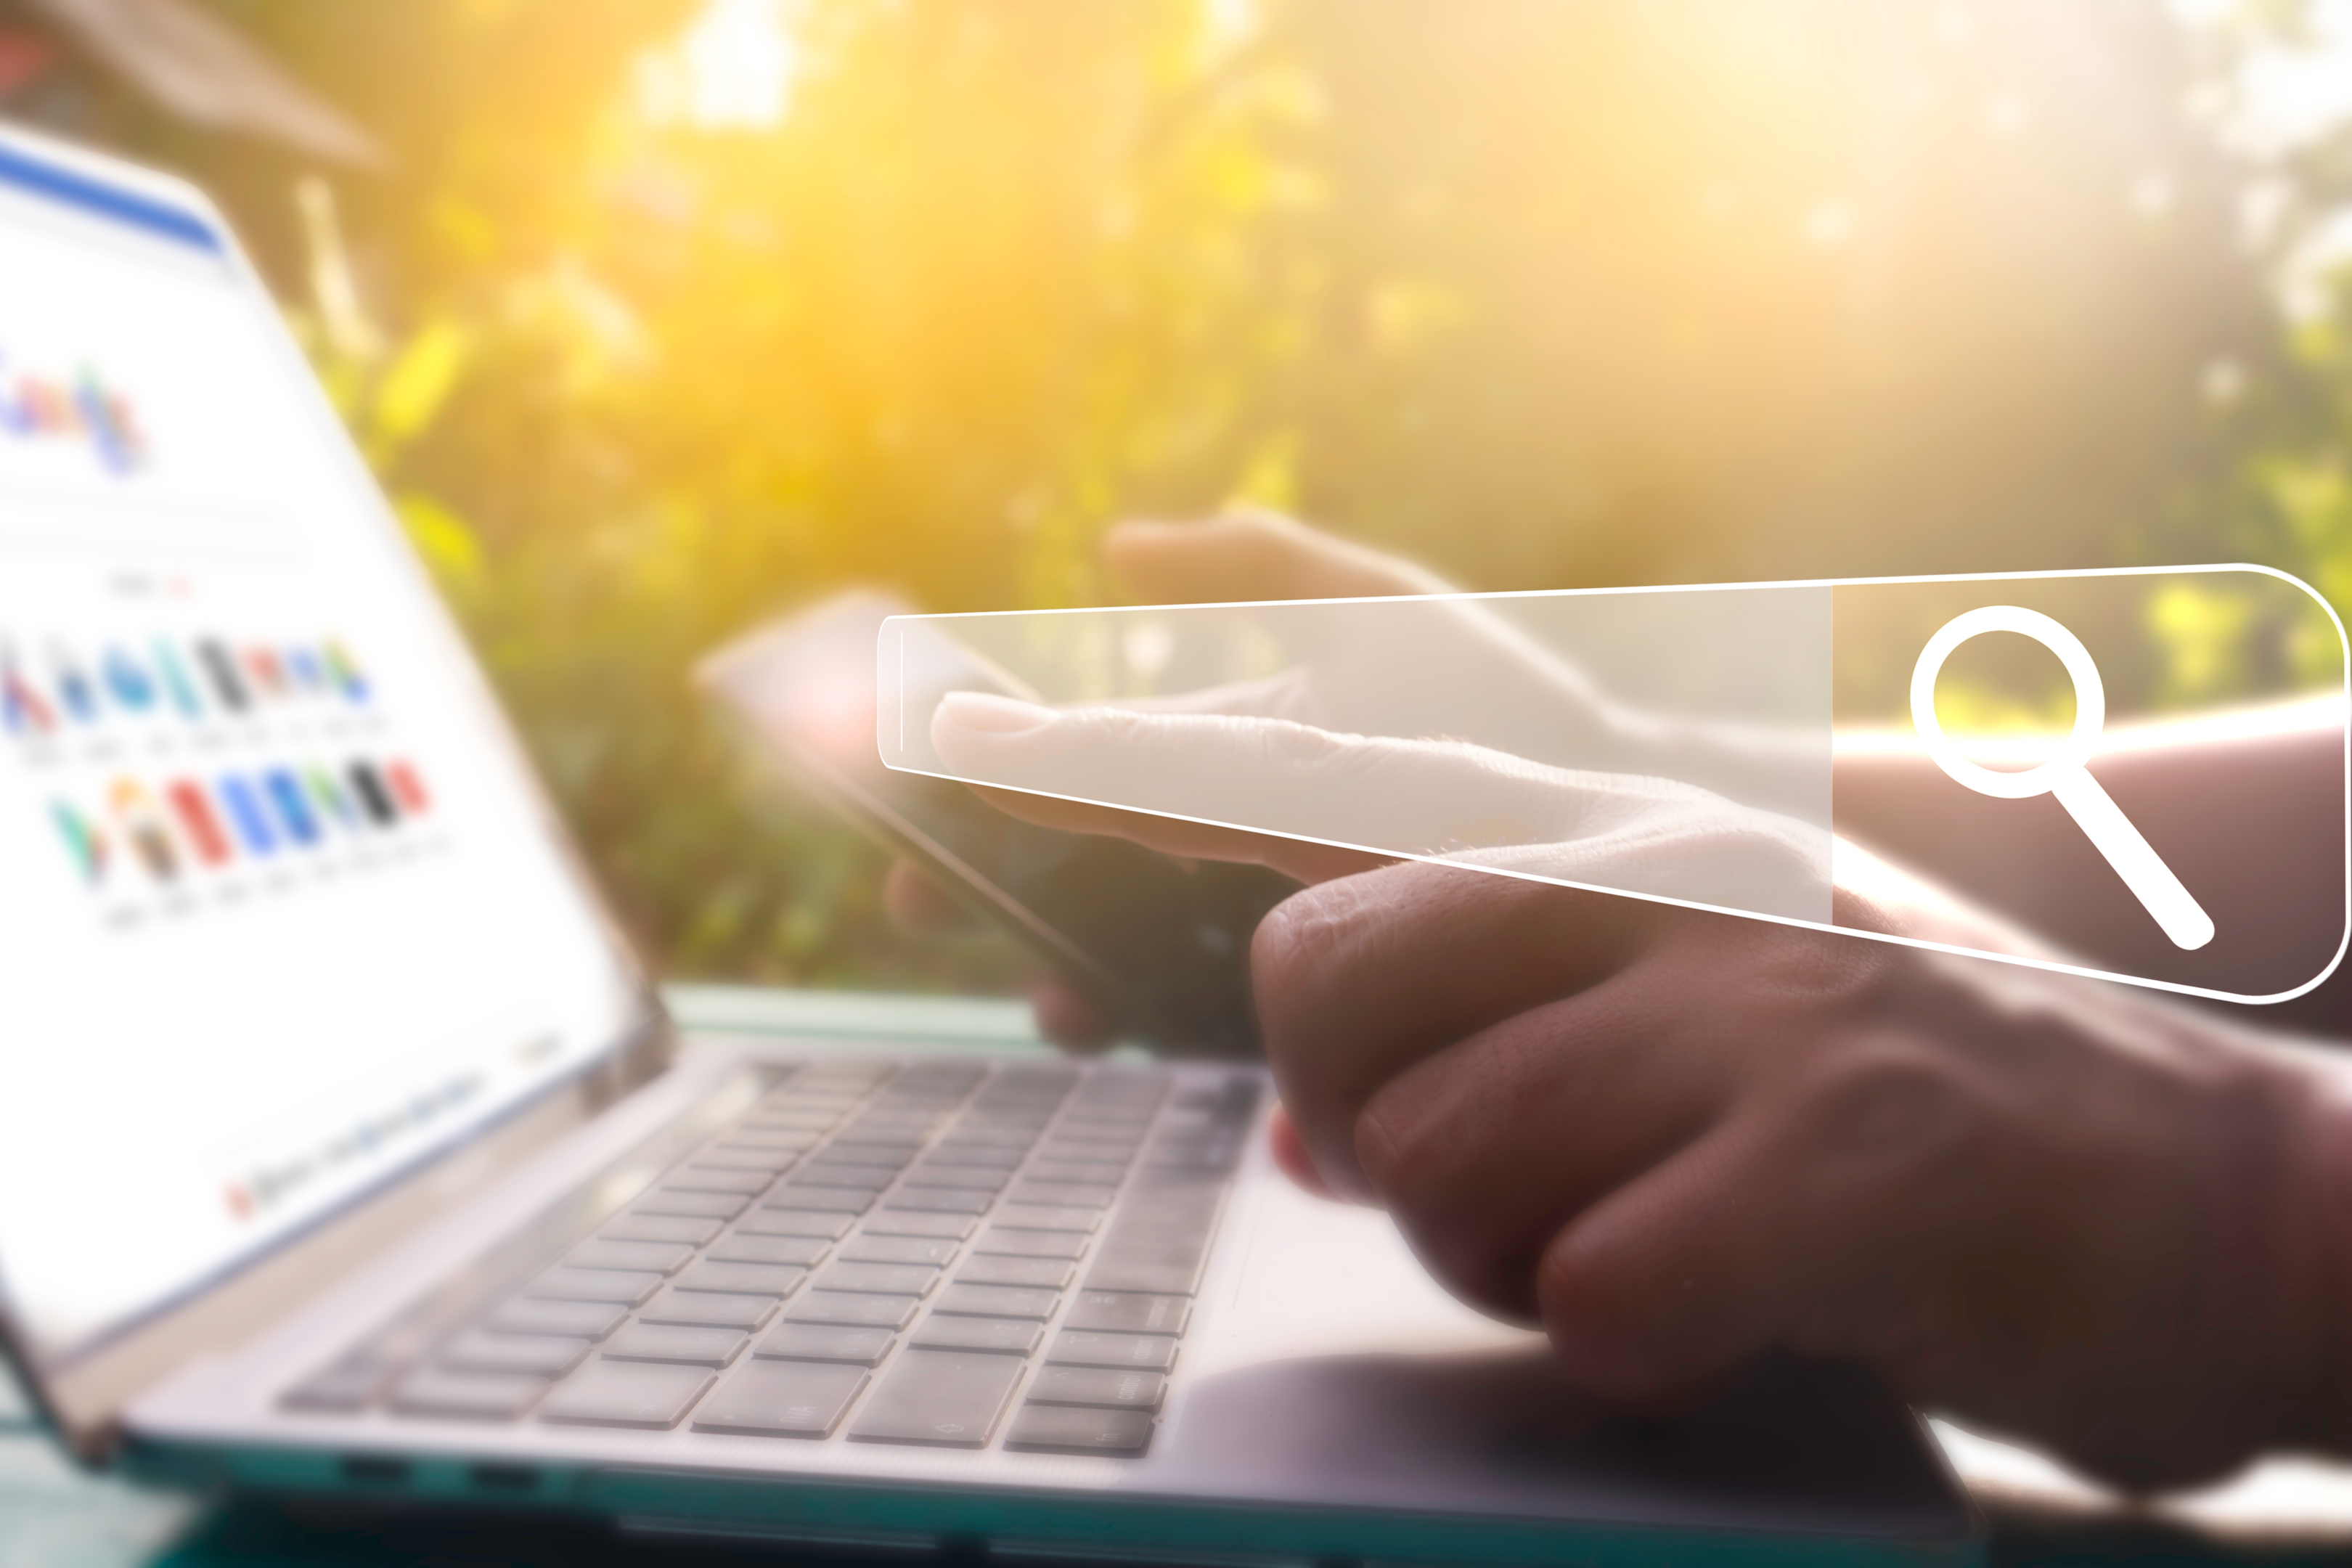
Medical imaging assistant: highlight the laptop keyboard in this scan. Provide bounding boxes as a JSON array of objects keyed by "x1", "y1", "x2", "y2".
[{"x1": 281, "y1": 1058, "x2": 1259, "y2": 1456}]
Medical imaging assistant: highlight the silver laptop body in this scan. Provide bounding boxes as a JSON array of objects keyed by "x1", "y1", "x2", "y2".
[{"x1": 0, "y1": 123, "x2": 1975, "y2": 1567}]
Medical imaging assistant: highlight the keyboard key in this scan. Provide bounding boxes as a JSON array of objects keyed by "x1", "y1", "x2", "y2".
[
  {"x1": 756, "y1": 1322, "x2": 897, "y2": 1365},
  {"x1": 567, "y1": 1239, "x2": 693, "y2": 1275},
  {"x1": 390, "y1": 1368, "x2": 546, "y2": 1421},
  {"x1": 1043, "y1": 1132, "x2": 1141, "y2": 1152},
  {"x1": 1005, "y1": 1403, "x2": 1153, "y2": 1455},
  {"x1": 662, "y1": 1167, "x2": 775, "y2": 1195},
  {"x1": 1059, "y1": 1101, "x2": 1154, "y2": 1119},
  {"x1": 847, "y1": 1349, "x2": 1024, "y2": 1447},
  {"x1": 884, "y1": 1188, "x2": 994, "y2": 1215},
  {"x1": 281, "y1": 1358, "x2": 391, "y2": 1413},
  {"x1": 934, "y1": 1283, "x2": 1059, "y2": 1320},
  {"x1": 600, "y1": 1214, "x2": 722, "y2": 1246},
  {"x1": 486, "y1": 1297, "x2": 627, "y2": 1340},
  {"x1": 690, "y1": 1148, "x2": 799, "y2": 1172},
  {"x1": 843, "y1": 1110, "x2": 938, "y2": 1129},
  {"x1": 830, "y1": 1138, "x2": 927, "y2": 1160},
  {"x1": 789, "y1": 1164, "x2": 893, "y2": 1190},
  {"x1": 839, "y1": 1236, "x2": 959, "y2": 1267},
  {"x1": 786, "y1": 1291, "x2": 919, "y2": 1330},
  {"x1": 1063, "y1": 1291, "x2": 1191, "y2": 1336},
  {"x1": 675, "y1": 1261, "x2": 809, "y2": 1297},
  {"x1": 631, "y1": 1191, "x2": 748, "y2": 1220},
  {"x1": 1027, "y1": 1366, "x2": 1166, "y2": 1410},
  {"x1": 719, "y1": 1127, "x2": 820, "y2": 1151},
  {"x1": 1047, "y1": 1331, "x2": 1179, "y2": 1372},
  {"x1": 603, "y1": 1323, "x2": 750, "y2": 1368},
  {"x1": 735, "y1": 1208, "x2": 855, "y2": 1240},
  {"x1": 709, "y1": 1233, "x2": 831, "y2": 1267},
  {"x1": 812, "y1": 1143, "x2": 919, "y2": 1169},
  {"x1": 1068, "y1": 1097, "x2": 1159, "y2": 1117},
  {"x1": 439, "y1": 1331, "x2": 589, "y2": 1379},
  {"x1": 902, "y1": 1164, "x2": 1006, "y2": 1191},
  {"x1": 743, "y1": 1111, "x2": 838, "y2": 1132},
  {"x1": 641, "y1": 1289, "x2": 781, "y2": 1331},
  {"x1": 992, "y1": 1205, "x2": 1100, "y2": 1233},
  {"x1": 956, "y1": 1256, "x2": 1074, "y2": 1290},
  {"x1": 750, "y1": 1095, "x2": 842, "y2": 1116},
  {"x1": 1148, "y1": 1139, "x2": 1243, "y2": 1174},
  {"x1": 814, "y1": 1262, "x2": 939, "y2": 1297},
  {"x1": 1027, "y1": 1161, "x2": 1127, "y2": 1185},
  {"x1": 1008, "y1": 1183, "x2": 1119, "y2": 1209},
  {"x1": 864, "y1": 1212, "x2": 977, "y2": 1240},
  {"x1": 540, "y1": 1360, "x2": 713, "y2": 1429},
  {"x1": 1085, "y1": 1186, "x2": 1222, "y2": 1295},
  {"x1": 909, "y1": 1316, "x2": 1042, "y2": 1356},
  {"x1": 934, "y1": 1127, "x2": 1034, "y2": 1148},
  {"x1": 1085, "y1": 1246, "x2": 1214, "y2": 1296},
  {"x1": 528, "y1": 1267, "x2": 661, "y2": 1306},
  {"x1": 693, "y1": 1360, "x2": 868, "y2": 1438},
  {"x1": 975, "y1": 1228, "x2": 1089, "y2": 1260},
  {"x1": 765, "y1": 1186, "x2": 874, "y2": 1214},
  {"x1": 921, "y1": 1143, "x2": 1026, "y2": 1167}
]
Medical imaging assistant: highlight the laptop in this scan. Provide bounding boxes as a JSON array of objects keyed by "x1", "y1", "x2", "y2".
[{"x1": 0, "y1": 123, "x2": 1977, "y2": 1565}]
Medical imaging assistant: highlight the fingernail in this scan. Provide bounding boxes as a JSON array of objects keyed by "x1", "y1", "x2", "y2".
[{"x1": 937, "y1": 690, "x2": 1056, "y2": 735}]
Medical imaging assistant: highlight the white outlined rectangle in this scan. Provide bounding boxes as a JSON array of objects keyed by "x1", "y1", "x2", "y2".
[{"x1": 881, "y1": 565, "x2": 2348, "y2": 1005}]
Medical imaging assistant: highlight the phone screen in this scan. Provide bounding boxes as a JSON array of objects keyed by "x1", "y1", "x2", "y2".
[{"x1": 701, "y1": 593, "x2": 1289, "y2": 1056}]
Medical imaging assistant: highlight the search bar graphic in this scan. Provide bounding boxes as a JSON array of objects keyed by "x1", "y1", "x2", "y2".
[{"x1": 881, "y1": 567, "x2": 2345, "y2": 1004}]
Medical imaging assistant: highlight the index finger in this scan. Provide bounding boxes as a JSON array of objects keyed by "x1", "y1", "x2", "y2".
[
  {"x1": 1251, "y1": 860, "x2": 1670, "y2": 1193},
  {"x1": 936, "y1": 690, "x2": 1389, "y2": 883}
]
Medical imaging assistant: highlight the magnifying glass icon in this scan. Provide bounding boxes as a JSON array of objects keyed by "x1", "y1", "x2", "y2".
[{"x1": 1911, "y1": 605, "x2": 2215, "y2": 951}]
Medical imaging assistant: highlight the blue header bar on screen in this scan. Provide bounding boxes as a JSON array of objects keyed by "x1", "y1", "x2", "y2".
[{"x1": 0, "y1": 142, "x2": 219, "y2": 253}]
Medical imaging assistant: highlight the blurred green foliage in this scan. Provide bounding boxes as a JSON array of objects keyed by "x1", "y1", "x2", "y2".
[{"x1": 52, "y1": 0, "x2": 2352, "y2": 986}]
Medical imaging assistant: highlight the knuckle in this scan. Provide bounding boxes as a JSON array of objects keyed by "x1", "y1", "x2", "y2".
[
  {"x1": 1535, "y1": 1233, "x2": 1683, "y2": 1401},
  {"x1": 1254, "y1": 716, "x2": 1349, "y2": 773},
  {"x1": 1796, "y1": 1045, "x2": 1985, "y2": 1175},
  {"x1": 1353, "y1": 1078, "x2": 1448, "y2": 1201},
  {"x1": 1224, "y1": 510, "x2": 1297, "y2": 576},
  {"x1": 1688, "y1": 916, "x2": 1890, "y2": 1010}
]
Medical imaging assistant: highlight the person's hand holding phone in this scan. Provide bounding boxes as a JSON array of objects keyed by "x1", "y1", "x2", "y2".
[{"x1": 883, "y1": 511, "x2": 1461, "y2": 1047}]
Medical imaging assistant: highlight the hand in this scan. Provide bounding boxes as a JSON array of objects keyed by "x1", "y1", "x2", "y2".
[
  {"x1": 931, "y1": 685, "x2": 2352, "y2": 1492},
  {"x1": 1244, "y1": 862, "x2": 2352, "y2": 1491},
  {"x1": 884, "y1": 511, "x2": 1457, "y2": 1048}
]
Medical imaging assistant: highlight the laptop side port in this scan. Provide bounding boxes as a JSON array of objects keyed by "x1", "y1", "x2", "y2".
[
  {"x1": 468, "y1": 1462, "x2": 539, "y2": 1493},
  {"x1": 338, "y1": 1455, "x2": 409, "y2": 1486}
]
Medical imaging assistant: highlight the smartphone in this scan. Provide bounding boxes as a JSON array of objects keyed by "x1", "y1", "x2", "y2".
[{"x1": 697, "y1": 592, "x2": 1289, "y2": 1058}]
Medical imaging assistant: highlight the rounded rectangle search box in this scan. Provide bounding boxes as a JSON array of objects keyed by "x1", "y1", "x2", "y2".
[{"x1": 878, "y1": 566, "x2": 2347, "y2": 1005}]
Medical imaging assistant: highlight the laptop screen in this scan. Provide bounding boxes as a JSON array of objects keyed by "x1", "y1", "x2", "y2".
[{"x1": 0, "y1": 136, "x2": 650, "y2": 1369}]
